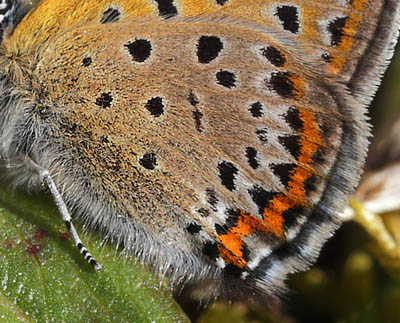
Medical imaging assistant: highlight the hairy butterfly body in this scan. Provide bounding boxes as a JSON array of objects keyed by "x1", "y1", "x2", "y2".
[{"x1": 0, "y1": 0, "x2": 399, "y2": 301}]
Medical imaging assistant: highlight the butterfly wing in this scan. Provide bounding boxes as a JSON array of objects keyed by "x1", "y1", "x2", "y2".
[{"x1": 3, "y1": 0, "x2": 399, "y2": 300}]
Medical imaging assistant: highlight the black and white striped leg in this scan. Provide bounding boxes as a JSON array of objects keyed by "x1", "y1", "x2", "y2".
[{"x1": 24, "y1": 156, "x2": 102, "y2": 271}]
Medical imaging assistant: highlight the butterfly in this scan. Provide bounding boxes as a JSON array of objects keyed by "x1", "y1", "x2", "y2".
[{"x1": 0, "y1": 0, "x2": 399, "y2": 303}]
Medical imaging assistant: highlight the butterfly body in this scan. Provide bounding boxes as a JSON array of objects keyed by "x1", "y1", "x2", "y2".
[{"x1": 0, "y1": 0, "x2": 399, "y2": 301}]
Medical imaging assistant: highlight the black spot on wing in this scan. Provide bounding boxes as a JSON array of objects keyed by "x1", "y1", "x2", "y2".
[
  {"x1": 216, "y1": 70, "x2": 236, "y2": 88},
  {"x1": 275, "y1": 5, "x2": 300, "y2": 34},
  {"x1": 145, "y1": 97, "x2": 165, "y2": 117},
  {"x1": 124, "y1": 39, "x2": 152, "y2": 62},
  {"x1": 328, "y1": 16, "x2": 349, "y2": 46},
  {"x1": 248, "y1": 102, "x2": 264, "y2": 118},
  {"x1": 260, "y1": 46, "x2": 286, "y2": 67},
  {"x1": 95, "y1": 92, "x2": 113, "y2": 108},
  {"x1": 197, "y1": 35, "x2": 223, "y2": 64},
  {"x1": 100, "y1": 7, "x2": 121, "y2": 24},
  {"x1": 218, "y1": 161, "x2": 238, "y2": 191},
  {"x1": 248, "y1": 185, "x2": 277, "y2": 215},
  {"x1": 139, "y1": 153, "x2": 157, "y2": 170},
  {"x1": 154, "y1": 0, "x2": 178, "y2": 18},
  {"x1": 278, "y1": 135, "x2": 301, "y2": 160},
  {"x1": 271, "y1": 163, "x2": 296, "y2": 188}
]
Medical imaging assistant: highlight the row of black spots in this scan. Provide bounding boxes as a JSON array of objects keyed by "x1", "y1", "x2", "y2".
[
  {"x1": 248, "y1": 184, "x2": 278, "y2": 215},
  {"x1": 100, "y1": 7, "x2": 121, "y2": 24},
  {"x1": 274, "y1": 5, "x2": 300, "y2": 34},
  {"x1": 267, "y1": 71, "x2": 298, "y2": 99},
  {"x1": 282, "y1": 106, "x2": 304, "y2": 132},
  {"x1": 139, "y1": 152, "x2": 157, "y2": 170},
  {"x1": 186, "y1": 222, "x2": 202, "y2": 234},
  {"x1": 124, "y1": 39, "x2": 152, "y2": 63},
  {"x1": 218, "y1": 161, "x2": 239, "y2": 191},
  {"x1": 95, "y1": 92, "x2": 113, "y2": 108},
  {"x1": 245, "y1": 147, "x2": 260, "y2": 170},
  {"x1": 327, "y1": 16, "x2": 349, "y2": 46},
  {"x1": 278, "y1": 135, "x2": 301, "y2": 160},
  {"x1": 197, "y1": 35, "x2": 224, "y2": 64},
  {"x1": 145, "y1": 97, "x2": 165, "y2": 117},
  {"x1": 248, "y1": 101, "x2": 264, "y2": 118},
  {"x1": 260, "y1": 46, "x2": 286, "y2": 67},
  {"x1": 216, "y1": 70, "x2": 236, "y2": 88},
  {"x1": 206, "y1": 188, "x2": 219, "y2": 212},
  {"x1": 188, "y1": 91, "x2": 204, "y2": 132},
  {"x1": 271, "y1": 163, "x2": 296, "y2": 189},
  {"x1": 154, "y1": 0, "x2": 178, "y2": 18},
  {"x1": 255, "y1": 127, "x2": 268, "y2": 143}
]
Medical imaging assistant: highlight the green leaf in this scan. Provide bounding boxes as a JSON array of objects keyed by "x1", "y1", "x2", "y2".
[{"x1": 0, "y1": 182, "x2": 189, "y2": 322}]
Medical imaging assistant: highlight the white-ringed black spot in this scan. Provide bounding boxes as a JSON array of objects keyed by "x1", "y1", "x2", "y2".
[
  {"x1": 245, "y1": 147, "x2": 260, "y2": 169},
  {"x1": 216, "y1": 70, "x2": 236, "y2": 88},
  {"x1": 283, "y1": 107, "x2": 303, "y2": 131},
  {"x1": 267, "y1": 71, "x2": 296, "y2": 98},
  {"x1": 100, "y1": 7, "x2": 121, "y2": 23},
  {"x1": 139, "y1": 153, "x2": 157, "y2": 170},
  {"x1": 124, "y1": 39, "x2": 152, "y2": 62},
  {"x1": 218, "y1": 161, "x2": 238, "y2": 191},
  {"x1": 248, "y1": 184, "x2": 277, "y2": 215},
  {"x1": 216, "y1": 0, "x2": 229, "y2": 5},
  {"x1": 255, "y1": 127, "x2": 268, "y2": 142},
  {"x1": 271, "y1": 163, "x2": 296, "y2": 188},
  {"x1": 278, "y1": 135, "x2": 301, "y2": 160},
  {"x1": 145, "y1": 97, "x2": 164, "y2": 117},
  {"x1": 95, "y1": 92, "x2": 113, "y2": 108},
  {"x1": 275, "y1": 5, "x2": 300, "y2": 34},
  {"x1": 197, "y1": 35, "x2": 223, "y2": 64},
  {"x1": 328, "y1": 16, "x2": 349, "y2": 46},
  {"x1": 82, "y1": 57, "x2": 92, "y2": 66},
  {"x1": 260, "y1": 46, "x2": 286, "y2": 67},
  {"x1": 248, "y1": 102, "x2": 264, "y2": 118},
  {"x1": 186, "y1": 223, "x2": 202, "y2": 234},
  {"x1": 154, "y1": 0, "x2": 178, "y2": 18}
]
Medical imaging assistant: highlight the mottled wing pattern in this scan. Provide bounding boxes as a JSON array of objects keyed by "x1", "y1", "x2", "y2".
[{"x1": 4, "y1": 0, "x2": 399, "y2": 300}]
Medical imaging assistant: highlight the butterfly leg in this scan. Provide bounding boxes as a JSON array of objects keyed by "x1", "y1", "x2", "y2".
[{"x1": 23, "y1": 155, "x2": 102, "y2": 271}]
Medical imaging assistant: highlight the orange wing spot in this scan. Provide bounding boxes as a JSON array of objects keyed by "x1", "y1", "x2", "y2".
[
  {"x1": 262, "y1": 209, "x2": 284, "y2": 237},
  {"x1": 288, "y1": 74, "x2": 307, "y2": 99},
  {"x1": 217, "y1": 211, "x2": 275, "y2": 268},
  {"x1": 327, "y1": 0, "x2": 368, "y2": 73}
]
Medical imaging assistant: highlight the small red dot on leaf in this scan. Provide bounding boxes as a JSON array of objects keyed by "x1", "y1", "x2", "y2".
[
  {"x1": 4, "y1": 240, "x2": 13, "y2": 249},
  {"x1": 26, "y1": 244, "x2": 41, "y2": 255},
  {"x1": 33, "y1": 229, "x2": 48, "y2": 241},
  {"x1": 60, "y1": 232, "x2": 70, "y2": 240}
]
